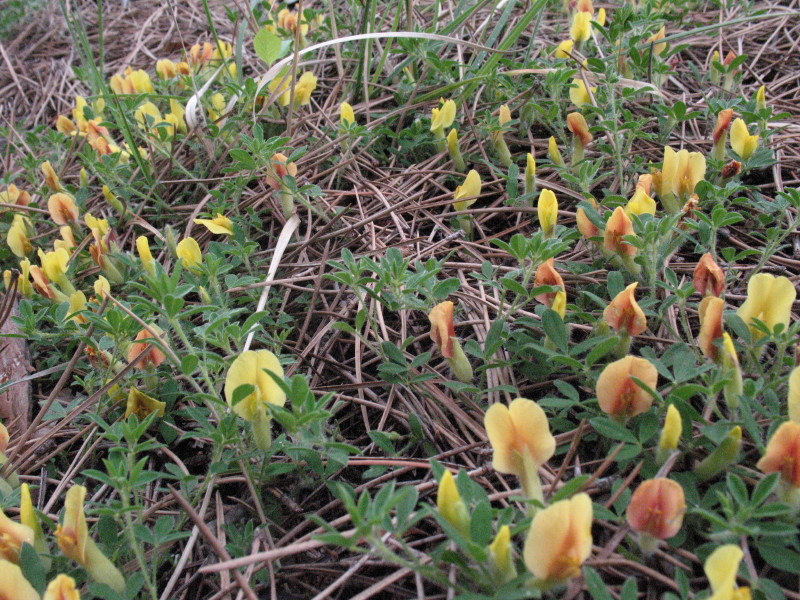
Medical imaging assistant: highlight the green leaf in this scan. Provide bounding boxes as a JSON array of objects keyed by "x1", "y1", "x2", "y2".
[
  {"x1": 584, "y1": 567, "x2": 614, "y2": 600},
  {"x1": 542, "y1": 308, "x2": 567, "y2": 351},
  {"x1": 590, "y1": 417, "x2": 638, "y2": 444},
  {"x1": 253, "y1": 28, "x2": 284, "y2": 65}
]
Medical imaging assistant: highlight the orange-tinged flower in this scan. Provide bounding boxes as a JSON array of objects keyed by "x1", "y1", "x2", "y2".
[
  {"x1": 264, "y1": 152, "x2": 298, "y2": 190},
  {"x1": 713, "y1": 109, "x2": 734, "y2": 145},
  {"x1": 534, "y1": 259, "x2": 565, "y2": 308},
  {"x1": 523, "y1": 493, "x2": 593, "y2": 584},
  {"x1": 596, "y1": 355, "x2": 658, "y2": 419},
  {"x1": 428, "y1": 301, "x2": 455, "y2": 359},
  {"x1": 41, "y1": 161, "x2": 61, "y2": 191},
  {"x1": 626, "y1": 478, "x2": 685, "y2": 540},
  {"x1": 636, "y1": 174, "x2": 653, "y2": 195},
  {"x1": 576, "y1": 196, "x2": 599, "y2": 239},
  {"x1": 604, "y1": 206, "x2": 636, "y2": 257},
  {"x1": 484, "y1": 398, "x2": 555, "y2": 479},
  {"x1": 48, "y1": 193, "x2": 79, "y2": 225},
  {"x1": 44, "y1": 574, "x2": 80, "y2": 600},
  {"x1": 603, "y1": 282, "x2": 646, "y2": 336},
  {"x1": 0, "y1": 559, "x2": 40, "y2": 600},
  {"x1": 29, "y1": 265, "x2": 56, "y2": 300},
  {"x1": 0, "y1": 507, "x2": 34, "y2": 562},
  {"x1": 736, "y1": 273, "x2": 796, "y2": 337},
  {"x1": 694, "y1": 253, "x2": 725, "y2": 297},
  {"x1": 156, "y1": 58, "x2": 179, "y2": 79},
  {"x1": 127, "y1": 326, "x2": 167, "y2": 369},
  {"x1": 757, "y1": 421, "x2": 800, "y2": 488},
  {"x1": 566, "y1": 112, "x2": 593, "y2": 147},
  {"x1": 0, "y1": 184, "x2": 31, "y2": 206},
  {"x1": 698, "y1": 296, "x2": 725, "y2": 361}
]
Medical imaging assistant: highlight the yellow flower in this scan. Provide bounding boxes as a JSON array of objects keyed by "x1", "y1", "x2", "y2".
[
  {"x1": 125, "y1": 387, "x2": 166, "y2": 420},
  {"x1": 165, "y1": 99, "x2": 187, "y2": 134},
  {"x1": 129, "y1": 69, "x2": 154, "y2": 94},
  {"x1": 292, "y1": 71, "x2": 318, "y2": 107},
  {"x1": 596, "y1": 7, "x2": 606, "y2": 26},
  {"x1": 552, "y1": 289, "x2": 567, "y2": 318},
  {"x1": 340, "y1": 101, "x2": 355, "y2": 125},
  {"x1": 56, "y1": 115, "x2": 77, "y2": 135},
  {"x1": 224, "y1": 350, "x2": 286, "y2": 422},
  {"x1": 453, "y1": 170, "x2": 481, "y2": 212},
  {"x1": 736, "y1": 273, "x2": 796, "y2": 337},
  {"x1": 525, "y1": 153, "x2": 536, "y2": 195},
  {"x1": 730, "y1": 118, "x2": 758, "y2": 161},
  {"x1": 7, "y1": 214, "x2": 33, "y2": 257},
  {"x1": 704, "y1": 545, "x2": 750, "y2": 600},
  {"x1": 569, "y1": 79, "x2": 595, "y2": 107},
  {"x1": 93, "y1": 276, "x2": 110, "y2": 299},
  {"x1": 38, "y1": 247, "x2": 70, "y2": 283},
  {"x1": 44, "y1": 574, "x2": 80, "y2": 600},
  {"x1": 755, "y1": 85, "x2": 766, "y2": 111},
  {"x1": 523, "y1": 493, "x2": 593, "y2": 585},
  {"x1": 570, "y1": 11, "x2": 592, "y2": 43},
  {"x1": 0, "y1": 559, "x2": 40, "y2": 600},
  {"x1": 436, "y1": 470, "x2": 470, "y2": 538},
  {"x1": 156, "y1": 58, "x2": 179, "y2": 79},
  {"x1": 789, "y1": 366, "x2": 800, "y2": 424},
  {"x1": 596, "y1": 355, "x2": 658, "y2": 419},
  {"x1": 194, "y1": 214, "x2": 233, "y2": 235},
  {"x1": 430, "y1": 99, "x2": 457, "y2": 136},
  {"x1": 0, "y1": 507, "x2": 34, "y2": 562},
  {"x1": 208, "y1": 92, "x2": 226, "y2": 121},
  {"x1": 484, "y1": 398, "x2": 555, "y2": 501},
  {"x1": 498, "y1": 104, "x2": 511, "y2": 127},
  {"x1": 625, "y1": 188, "x2": 656, "y2": 216},
  {"x1": 136, "y1": 236, "x2": 155, "y2": 276},
  {"x1": 658, "y1": 404, "x2": 682, "y2": 455},
  {"x1": 176, "y1": 237, "x2": 203, "y2": 271},
  {"x1": 0, "y1": 184, "x2": 31, "y2": 206},
  {"x1": 555, "y1": 39, "x2": 574, "y2": 58},
  {"x1": 660, "y1": 146, "x2": 706, "y2": 202},
  {"x1": 20, "y1": 484, "x2": 48, "y2": 563},
  {"x1": 537, "y1": 188, "x2": 558, "y2": 237},
  {"x1": 55, "y1": 485, "x2": 125, "y2": 592},
  {"x1": 648, "y1": 26, "x2": 667, "y2": 56},
  {"x1": 548, "y1": 136, "x2": 565, "y2": 167},
  {"x1": 68, "y1": 291, "x2": 88, "y2": 325},
  {"x1": 54, "y1": 226, "x2": 76, "y2": 252},
  {"x1": 488, "y1": 525, "x2": 516, "y2": 584}
]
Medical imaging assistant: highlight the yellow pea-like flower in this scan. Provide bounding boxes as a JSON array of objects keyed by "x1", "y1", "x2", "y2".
[
  {"x1": 730, "y1": 118, "x2": 758, "y2": 161},
  {"x1": 176, "y1": 237, "x2": 203, "y2": 271}
]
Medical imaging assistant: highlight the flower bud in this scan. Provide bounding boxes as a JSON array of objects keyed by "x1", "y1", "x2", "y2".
[
  {"x1": 656, "y1": 404, "x2": 682, "y2": 464},
  {"x1": 436, "y1": 470, "x2": 471, "y2": 539},
  {"x1": 695, "y1": 426, "x2": 741, "y2": 481}
]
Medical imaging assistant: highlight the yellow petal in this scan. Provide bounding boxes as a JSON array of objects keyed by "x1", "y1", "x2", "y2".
[
  {"x1": 340, "y1": 101, "x2": 355, "y2": 125},
  {"x1": 537, "y1": 188, "x2": 558, "y2": 235},
  {"x1": 194, "y1": 214, "x2": 233, "y2": 235},
  {"x1": 0, "y1": 560, "x2": 40, "y2": 600},
  {"x1": 570, "y1": 12, "x2": 592, "y2": 42},
  {"x1": 523, "y1": 493, "x2": 593, "y2": 582},
  {"x1": 224, "y1": 350, "x2": 286, "y2": 421},
  {"x1": 176, "y1": 237, "x2": 203, "y2": 270},
  {"x1": 431, "y1": 99, "x2": 457, "y2": 132},
  {"x1": 705, "y1": 545, "x2": 744, "y2": 600},
  {"x1": 44, "y1": 574, "x2": 80, "y2": 600},
  {"x1": 485, "y1": 398, "x2": 555, "y2": 477},
  {"x1": 625, "y1": 188, "x2": 656, "y2": 216},
  {"x1": 56, "y1": 485, "x2": 88, "y2": 565},
  {"x1": 453, "y1": 169, "x2": 481, "y2": 212},
  {"x1": 659, "y1": 404, "x2": 681, "y2": 452},
  {"x1": 760, "y1": 275, "x2": 795, "y2": 331}
]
